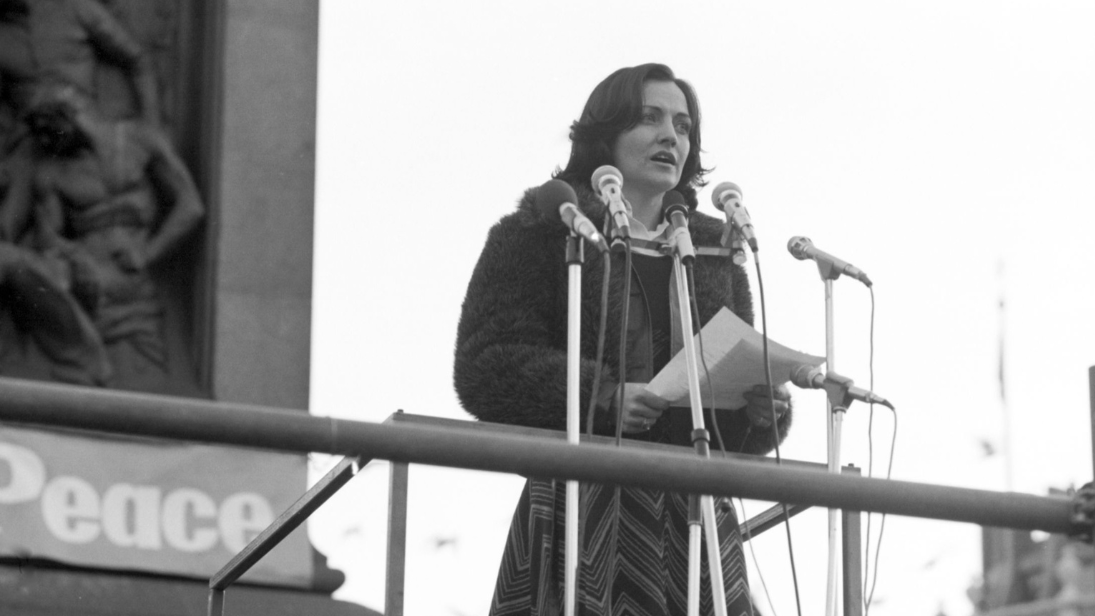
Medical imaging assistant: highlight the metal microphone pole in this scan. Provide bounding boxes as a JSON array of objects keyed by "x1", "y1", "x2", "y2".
[
  {"x1": 564, "y1": 232, "x2": 583, "y2": 616},
  {"x1": 667, "y1": 238, "x2": 728, "y2": 616},
  {"x1": 824, "y1": 278, "x2": 842, "y2": 616}
]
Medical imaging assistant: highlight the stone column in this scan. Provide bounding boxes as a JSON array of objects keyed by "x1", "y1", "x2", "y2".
[{"x1": 208, "y1": 0, "x2": 317, "y2": 409}]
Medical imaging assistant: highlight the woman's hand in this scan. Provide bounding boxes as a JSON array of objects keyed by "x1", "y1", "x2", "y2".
[
  {"x1": 616, "y1": 383, "x2": 669, "y2": 434},
  {"x1": 742, "y1": 384, "x2": 790, "y2": 429}
]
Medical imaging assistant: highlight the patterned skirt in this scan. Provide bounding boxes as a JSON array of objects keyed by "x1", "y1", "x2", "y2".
[{"x1": 489, "y1": 477, "x2": 754, "y2": 616}]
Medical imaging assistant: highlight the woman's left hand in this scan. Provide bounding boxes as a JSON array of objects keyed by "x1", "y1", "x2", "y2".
[{"x1": 742, "y1": 384, "x2": 790, "y2": 429}]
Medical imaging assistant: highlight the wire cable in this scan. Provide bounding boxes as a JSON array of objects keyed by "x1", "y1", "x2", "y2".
[
  {"x1": 613, "y1": 240, "x2": 633, "y2": 446},
  {"x1": 586, "y1": 255, "x2": 612, "y2": 436},
  {"x1": 685, "y1": 264, "x2": 723, "y2": 454},
  {"x1": 865, "y1": 406, "x2": 896, "y2": 611},
  {"x1": 606, "y1": 238, "x2": 632, "y2": 614},
  {"x1": 753, "y1": 251, "x2": 803, "y2": 616},
  {"x1": 738, "y1": 497, "x2": 778, "y2": 616},
  {"x1": 858, "y1": 288, "x2": 876, "y2": 608},
  {"x1": 864, "y1": 286, "x2": 897, "y2": 613},
  {"x1": 686, "y1": 262, "x2": 755, "y2": 616},
  {"x1": 576, "y1": 250, "x2": 613, "y2": 615}
]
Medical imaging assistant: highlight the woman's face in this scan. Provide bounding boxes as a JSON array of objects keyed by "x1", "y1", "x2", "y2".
[{"x1": 611, "y1": 80, "x2": 692, "y2": 201}]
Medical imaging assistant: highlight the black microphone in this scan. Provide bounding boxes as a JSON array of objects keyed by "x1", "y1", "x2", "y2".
[
  {"x1": 535, "y1": 180, "x2": 609, "y2": 253},
  {"x1": 662, "y1": 190, "x2": 694, "y2": 262},
  {"x1": 787, "y1": 236, "x2": 872, "y2": 287},
  {"x1": 790, "y1": 364, "x2": 893, "y2": 409},
  {"x1": 711, "y1": 182, "x2": 757, "y2": 252},
  {"x1": 591, "y1": 165, "x2": 629, "y2": 239}
]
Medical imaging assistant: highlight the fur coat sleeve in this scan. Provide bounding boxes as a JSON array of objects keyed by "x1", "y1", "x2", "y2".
[{"x1": 453, "y1": 188, "x2": 616, "y2": 434}]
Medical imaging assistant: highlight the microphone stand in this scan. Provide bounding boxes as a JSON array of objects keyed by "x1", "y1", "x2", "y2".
[
  {"x1": 824, "y1": 279, "x2": 842, "y2": 616},
  {"x1": 564, "y1": 233, "x2": 583, "y2": 616},
  {"x1": 808, "y1": 255, "x2": 845, "y2": 616},
  {"x1": 790, "y1": 237, "x2": 875, "y2": 616},
  {"x1": 668, "y1": 245, "x2": 728, "y2": 616}
]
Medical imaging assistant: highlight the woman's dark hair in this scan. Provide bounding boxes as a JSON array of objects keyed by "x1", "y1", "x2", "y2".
[{"x1": 555, "y1": 63, "x2": 710, "y2": 208}]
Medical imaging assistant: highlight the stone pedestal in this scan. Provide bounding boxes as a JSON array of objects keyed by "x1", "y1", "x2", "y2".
[{"x1": 0, "y1": 1, "x2": 361, "y2": 614}]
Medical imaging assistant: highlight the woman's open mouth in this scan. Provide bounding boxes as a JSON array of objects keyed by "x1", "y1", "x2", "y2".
[{"x1": 650, "y1": 151, "x2": 677, "y2": 166}]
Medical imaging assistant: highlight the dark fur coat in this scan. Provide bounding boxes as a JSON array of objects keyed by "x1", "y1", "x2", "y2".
[{"x1": 454, "y1": 183, "x2": 790, "y2": 455}]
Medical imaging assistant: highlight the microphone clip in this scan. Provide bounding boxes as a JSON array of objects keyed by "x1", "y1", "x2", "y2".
[
  {"x1": 723, "y1": 227, "x2": 748, "y2": 266},
  {"x1": 813, "y1": 259, "x2": 847, "y2": 284},
  {"x1": 821, "y1": 372, "x2": 857, "y2": 412}
]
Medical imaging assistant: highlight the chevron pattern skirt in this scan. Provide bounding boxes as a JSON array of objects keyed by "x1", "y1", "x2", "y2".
[{"x1": 489, "y1": 477, "x2": 754, "y2": 616}]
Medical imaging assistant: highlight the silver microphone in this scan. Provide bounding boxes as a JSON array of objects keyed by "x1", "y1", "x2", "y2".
[
  {"x1": 662, "y1": 190, "x2": 694, "y2": 262},
  {"x1": 790, "y1": 365, "x2": 893, "y2": 409},
  {"x1": 591, "y1": 165, "x2": 629, "y2": 240},
  {"x1": 535, "y1": 180, "x2": 608, "y2": 253},
  {"x1": 711, "y1": 182, "x2": 757, "y2": 252},
  {"x1": 787, "y1": 236, "x2": 872, "y2": 287}
]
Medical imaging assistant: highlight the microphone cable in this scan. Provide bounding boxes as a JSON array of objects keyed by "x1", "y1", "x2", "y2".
[
  {"x1": 685, "y1": 263, "x2": 759, "y2": 616},
  {"x1": 685, "y1": 264, "x2": 724, "y2": 455},
  {"x1": 685, "y1": 248, "x2": 804, "y2": 616},
  {"x1": 607, "y1": 237, "x2": 633, "y2": 614},
  {"x1": 612, "y1": 238, "x2": 633, "y2": 447},
  {"x1": 751, "y1": 250, "x2": 804, "y2": 616},
  {"x1": 585, "y1": 253, "x2": 612, "y2": 437},
  {"x1": 737, "y1": 496, "x2": 779, "y2": 616},
  {"x1": 576, "y1": 244, "x2": 613, "y2": 615},
  {"x1": 573, "y1": 233, "x2": 628, "y2": 614},
  {"x1": 863, "y1": 286, "x2": 897, "y2": 615}
]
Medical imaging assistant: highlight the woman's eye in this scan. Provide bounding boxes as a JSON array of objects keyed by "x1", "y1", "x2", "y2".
[
  {"x1": 675, "y1": 122, "x2": 692, "y2": 135},
  {"x1": 642, "y1": 112, "x2": 657, "y2": 123}
]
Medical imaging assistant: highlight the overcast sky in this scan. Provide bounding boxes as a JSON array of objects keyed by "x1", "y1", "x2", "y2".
[{"x1": 308, "y1": 2, "x2": 1095, "y2": 614}]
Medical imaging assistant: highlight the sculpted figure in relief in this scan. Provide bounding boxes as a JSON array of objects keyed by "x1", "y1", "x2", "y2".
[{"x1": 0, "y1": 83, "x2": 202, "y2": 386}]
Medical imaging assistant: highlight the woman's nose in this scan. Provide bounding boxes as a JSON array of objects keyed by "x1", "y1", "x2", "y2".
[{"x1": 657, "y1": 119, "x2": 677, "y2": 146}]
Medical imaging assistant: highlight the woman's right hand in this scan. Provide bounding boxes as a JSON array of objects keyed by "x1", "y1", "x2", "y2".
[{"x1": 616, "y1": 383, "x2": 669, "y2": 433}]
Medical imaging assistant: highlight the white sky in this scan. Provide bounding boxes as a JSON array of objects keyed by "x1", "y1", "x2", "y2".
[{"x1": 308, "y1": 2, "x2": 1095, "y2": 615}]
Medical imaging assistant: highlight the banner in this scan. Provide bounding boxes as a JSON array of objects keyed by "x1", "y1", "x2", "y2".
[{"x1": 0, "y1": 425, "x2": 313, "y2": 587}]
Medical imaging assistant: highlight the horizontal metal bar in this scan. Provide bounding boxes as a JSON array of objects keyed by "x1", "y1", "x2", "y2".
[
  {"x1": 389, "y1": 412, "x2": 830, "y2": 471},
  {"x1": 740, "y1": 502, "x2": 811, "y2": 540},
  {"x1": 0, "y1": 377, "x2": 1082, "y2": 535}
]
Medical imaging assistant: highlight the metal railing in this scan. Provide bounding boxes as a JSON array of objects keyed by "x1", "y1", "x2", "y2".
[
  {"x1": 208, "y1": 411, "x2": 860, "y2": 616},
  {"x1": 0, "y1": 376, "x2": 1088, "y2": 616}
]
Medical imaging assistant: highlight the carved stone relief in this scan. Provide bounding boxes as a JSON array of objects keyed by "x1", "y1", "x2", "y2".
[{"x1": 0, "y1": 0, "x2": 206, "y2": 395}]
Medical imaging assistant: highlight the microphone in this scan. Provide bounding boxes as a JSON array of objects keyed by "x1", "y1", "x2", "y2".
[
  {"x1": 591, "y1": 165, "x2": 630, "y2": 240},
  {"x1": 662, "y1": 190, "x2": 694, "y2": 262},
  {"x1": 535, "y1": 180, "x2": 609, "y2": 253},
  {"x1": 790, "y1": 364, "x2": 893, "y2": 410},
  {"x1": 787, "y1": 236, "x2": 872, "y2": 287},
  {"x1": 711, "y1": 182, "x2": 758, "y2": 252}
]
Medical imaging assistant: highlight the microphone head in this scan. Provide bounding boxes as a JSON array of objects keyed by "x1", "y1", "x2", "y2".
[
  {"x1": 662, "y1": 190, "x2": 688, "y2": 220},
  {"x1": 790, "y1": 364, "x2": 821, "y2": 388},
  {"x1": 535, "y1": 179, "x2": 579, "y2": 223},
  {"x1": 711, "y1": 181, "x2": 742, "y2": 212},
  {"x1": 787, "y1": 236, "x2": 813, "y2": 260},
  {"x1": 591, "y1": 165, "x2": 623, "y2": 196}
]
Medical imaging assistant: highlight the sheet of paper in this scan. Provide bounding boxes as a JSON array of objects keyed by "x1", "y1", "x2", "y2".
[{"x1": 645, "y1": 307, "x2": 825, "y2": 409}]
